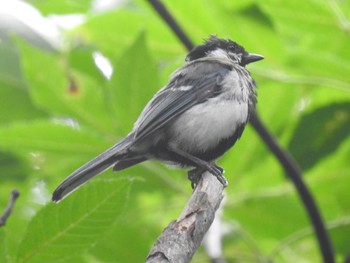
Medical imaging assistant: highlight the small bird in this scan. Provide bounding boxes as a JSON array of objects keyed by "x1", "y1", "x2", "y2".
[{"x1": 52, "y1": 35, "x2": 263, "y2": 202}]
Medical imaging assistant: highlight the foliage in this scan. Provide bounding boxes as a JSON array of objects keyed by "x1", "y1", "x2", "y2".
[{"x1": 0, "y1": 0, "x2": 349, "y2": 262}]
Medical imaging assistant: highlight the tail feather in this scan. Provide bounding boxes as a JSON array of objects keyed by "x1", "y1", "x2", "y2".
[
  {"x1": 113, "y1": 157, "x2": 147, "y2": 171},
  {"x1": 52, "y1": 136, "x2": 133, "y2": 202}
]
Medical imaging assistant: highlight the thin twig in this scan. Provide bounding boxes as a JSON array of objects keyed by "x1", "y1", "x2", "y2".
[
  {"x1": 148, "y1": 0, "x2": 194, "y2": 50},
  {"x1": 0, "y1": 189, "x2": 20, "y2": 227},
  {"x1": 146, "y1": 1, "x2": 334, "y2": 262},
  {"x1": 146, "y1": 172, "x2": 225, "y2": 263},
  {"x1": 249, "y1": 112, "x2": 334, "y2": 263}
]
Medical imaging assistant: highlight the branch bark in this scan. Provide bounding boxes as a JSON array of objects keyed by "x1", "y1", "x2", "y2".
[
  {"x1": 146, "y1": 172, "x2": 225, "y2": 263},
  {"x1": 0, "y1": 189, "x2": 20, "y2": 227}
]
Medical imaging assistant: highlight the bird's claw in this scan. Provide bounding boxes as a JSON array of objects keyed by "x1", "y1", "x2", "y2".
[
  {"x1": 188, "y1": 168, "x2": 203, "y2": 189},
  {"x1": 188, "y1": 165, "x2": 228, "y2": 189}
]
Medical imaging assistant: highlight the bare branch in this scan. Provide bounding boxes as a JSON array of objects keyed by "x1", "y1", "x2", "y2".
[
  {"x1": 249, "y1": 112, "x2": 334, "y2": 263},
  {"x1": 0, "y1": 189, "x2": 20, "y2": 227},
  {"x1": 147, "y1": 0, "x2": 194, "y2": 50},
  {"x1": 146, "y1": 172, "x2": 225, "y2": 263}
]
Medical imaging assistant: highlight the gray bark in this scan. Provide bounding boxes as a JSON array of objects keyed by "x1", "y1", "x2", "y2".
[{"x1": 146, "y1": 171, "x2": 225, "y2": 263}]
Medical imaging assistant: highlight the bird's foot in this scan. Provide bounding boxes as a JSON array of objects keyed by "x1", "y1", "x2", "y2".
[
  {"x1": 187, "y1": 165, "x2": 227, "y2": 189},
  {"x1": 188, "y1": 167, "x2": 205, "y2": 189},
  {"x1": 211, "y1": 165, "x2": 228, "y2": 186}
]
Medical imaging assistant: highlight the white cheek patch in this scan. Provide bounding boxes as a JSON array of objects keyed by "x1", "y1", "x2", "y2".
[
  {"x1": 207, "y1": 49, "x2": 242, "y2": 64},
  {"x1": 207, "y1": 49, "x2": 229, "y2": 59}
]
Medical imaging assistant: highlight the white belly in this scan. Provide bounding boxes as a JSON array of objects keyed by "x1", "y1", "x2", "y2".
[{"x1": 169, "y1": 97, "x2": 248, "y2": 152}]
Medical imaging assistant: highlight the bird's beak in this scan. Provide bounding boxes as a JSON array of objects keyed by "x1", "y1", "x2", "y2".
[{"x1": 243, "y1": 53, "x2": 264, "y2": 65}]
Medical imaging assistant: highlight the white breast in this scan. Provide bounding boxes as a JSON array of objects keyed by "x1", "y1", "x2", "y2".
[
  {"x1": 168, "y1": 68, "x2": 252, "y2": 152},
  {"x1": 168, "y1": 96, "x2": 249, "y2": 152}
]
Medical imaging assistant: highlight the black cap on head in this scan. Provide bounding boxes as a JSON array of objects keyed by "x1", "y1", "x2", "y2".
[
  {"x1": 186, "y1": 35, "x2": 263, "y2": 66},
  {"x1": 186, "y1": 35, "x2": 246, "y2": 62}
]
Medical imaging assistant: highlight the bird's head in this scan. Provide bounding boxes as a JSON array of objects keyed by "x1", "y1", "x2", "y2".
[{"x1": 186, "y1": 35, "x2": 264, "y2": 66}]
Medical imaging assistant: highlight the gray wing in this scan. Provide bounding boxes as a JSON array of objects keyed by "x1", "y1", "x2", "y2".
[{"x1": 133, "y1": 60, "x2": 232, "y2": 141}]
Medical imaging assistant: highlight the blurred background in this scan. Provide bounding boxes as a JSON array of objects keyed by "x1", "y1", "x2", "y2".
[{"x1": 0, "y1": 0, "x2": 349, "y2": 262}]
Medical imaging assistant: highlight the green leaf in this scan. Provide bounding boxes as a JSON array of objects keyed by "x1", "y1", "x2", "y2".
[
  {"x1": 289, "y1": 102, "x2": 350, "y2": 170},
  {"x1": 0, "y1": 119, "x2": 121, "y2": 198},
  {"x1": 88, "y1": 219, "x2": 155, "y2": 262},
  {"x1": 107, "y1": 32, "x2": 160, "y2": 134},
  {"x1": 17, "y1": 41, "x2": 116, "y2": 135},
  {"x1": 0, "y1": 84, "x2": 47, "y2": 125},
  {"x1": 16, "y1": 177, "x2": 134, "y2": 263},
  {"x1": 329, "y1": 222, "x2": 350, "y2": 260},
  {"x1": 228, "y1": 192, "x2": 308, "y2": 240},
  {"x1": 26, "y1": 0, "x2": 91, "y2": 15},
  {"x1": 77, "y1": 8, "x2": 183, "y2": 59},
  {"x1": 0, "y1": 120, "x2": 111, "y2": 155},
  {"x1": 68, "y1": 46, "x2": 106, "y2": 83},
  {"x1": 0, "y1": 230, "x2": 6, "y2": 263},
  {"x1": 0, "y1": 37, "x2": 23, "y2": 85},
  {"x1": 0, "y1": 37, "x2": 46, "y2": 124},
  {"x1": 0, "y1": 119, "x2": 115, "y2": 188},
  {"x1": 258, "y1": 0, "x2": 350, "y2": 83},
  {"x1": 0, "y1": 151, "x2": 29, "y2": 182}
]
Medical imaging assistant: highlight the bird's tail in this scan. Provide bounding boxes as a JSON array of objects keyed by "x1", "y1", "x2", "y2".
[{"x1": 52, "y1": 135, "x2": 134, "y2": 202}]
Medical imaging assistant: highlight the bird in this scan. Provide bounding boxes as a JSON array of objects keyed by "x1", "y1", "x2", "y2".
[{"x1": 52, "y1": 35, "x2": 263, "y2": 202}]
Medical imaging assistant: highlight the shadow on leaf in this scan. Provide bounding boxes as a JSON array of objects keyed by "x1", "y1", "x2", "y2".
[{"x1": 288, "y1": 102, "x2": 350, "y2": 170}]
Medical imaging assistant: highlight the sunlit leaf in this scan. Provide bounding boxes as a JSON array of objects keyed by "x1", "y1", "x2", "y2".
[
  {"x1": 17, "y1": 41, "x2": 117, "y2": 135},
  {"x1": 26, "y1": 0, "x2": 91, "y2": 15},
  {"x1": 0, "y1": 37, "x2": 46, "y2": 124},
  {"x1": 77, "y1": 8, "x2": 184, "y2": 59},
  {"x1": 16, "y1": 178, "x2": 134, "y2": 263},
  {"x1": 107, "y1": 32, "x2": 160, "y2": 134}
]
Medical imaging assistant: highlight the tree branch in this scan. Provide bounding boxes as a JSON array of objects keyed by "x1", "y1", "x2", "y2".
[
  {"x1": 0, "y1": 189, "x2": 20, "y2": 227},
  {"x1": 146, "y1": 172, "x2": 224, "y2": 263},
  {"x1": 147, "y1": 0, "x2": 193, "y2": 50},
  {"x1": 249, "y1": 112, "x2": 334, "y2": 263}
]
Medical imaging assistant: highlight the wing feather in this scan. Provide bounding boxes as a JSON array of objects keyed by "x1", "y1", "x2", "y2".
[{"x1": 133, "y1": 60, "x2": 232, "y2": 140}]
